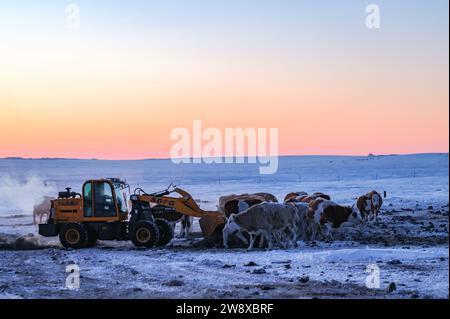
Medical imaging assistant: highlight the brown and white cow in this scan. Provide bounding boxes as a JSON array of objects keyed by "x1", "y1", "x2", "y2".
[
  {"x1": 218, "y1": 194, "x2": 266, "y2": 217},
  {"x1": 33, "y1": 196, "x2": 54, "y2": 224},
  {"x1": 306, "y1": 198, "x2": 361, "y2": 240},
  {"x1": 253, "y1": 192, "x2": 278, "y2": 203},
  {"x1": 223, "y1": 202, "x2": 298, "y2": 250},
  {"x1": 285, "y1": 192, "x2": 331, "y2": 204},
  {"x1": 312, "y1": 192, "x2": 331, "y2": 200},
  {"x1": 356, "y1": 190, "x2": 383, "y2": 222},
  {"x1": 284, "y1": 191, "x2": 308, "y2": 203}
]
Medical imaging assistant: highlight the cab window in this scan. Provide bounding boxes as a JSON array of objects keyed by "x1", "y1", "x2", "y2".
[
  {"x1": 83, "y1": 182, "x2": 93, "y2": 217},
  {"x1": 115, "y1": 187, "x2": 129, "y2": 214},
  {"x1": 93, "y1": 181, "x2": 116, "y2": 217}
]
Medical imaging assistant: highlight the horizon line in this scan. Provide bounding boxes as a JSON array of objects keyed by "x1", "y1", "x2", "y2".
[{"x1": 1, "y1": 152, "x2": 448, "y2": 161}]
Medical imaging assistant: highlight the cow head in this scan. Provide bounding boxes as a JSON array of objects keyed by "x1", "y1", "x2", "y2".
[
  {"x1": 222, "y1": 213, "x2": 243, "y2": 248},
  {"x1": 225, "y1": 214, "x2": 242, "y2": 233},
  {"x1": 348, "y1": 205, "x2": 363, "y2": 224},
  {"x1": 237, "y1": 200, "x2": 249, "y2": 213}
]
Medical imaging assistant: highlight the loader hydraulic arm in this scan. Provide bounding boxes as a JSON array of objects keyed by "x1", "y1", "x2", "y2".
[
  {"x1": 136, "y1": 188, "x2": 223, "y2": 219},
  {"x1": 131, "y1": 187, "x2": 226, "y2": 237}
]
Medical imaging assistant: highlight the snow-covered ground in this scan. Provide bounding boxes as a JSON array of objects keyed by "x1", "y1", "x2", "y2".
[{"x1": 0, "y1": 154, "x2": 448, "y2": 298}]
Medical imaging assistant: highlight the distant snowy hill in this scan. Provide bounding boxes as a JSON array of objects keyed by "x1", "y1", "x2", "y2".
[{"x1": 0, "y1": 153, "x2": 448, "y2": 214}]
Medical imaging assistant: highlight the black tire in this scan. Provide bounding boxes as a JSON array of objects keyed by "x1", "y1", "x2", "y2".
[
  {"x1": 59, "y1": 223, "x2": 88, "y2": 249},
  {"x1": 129, "y1": 221, "x2": 159, "y2": 248},
  {"x1": 152, "y1": 206, "x2": 183, "y2": 222},
  {"x1": 155, "y1": 218, "x2": 174, "y2": 246},
  {"x1": 85, "y1": 226, "x2": 98, "y2": 247}
]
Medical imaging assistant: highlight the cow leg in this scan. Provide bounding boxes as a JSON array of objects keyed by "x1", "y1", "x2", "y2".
[
  {"x1": 324, "y1": 224, "x2": 333, "y2": 241},
  {"x1": 302, "y1": 224, "x2": 311, "y2": 241},
  {"x1": 262, "y1": 229, "x2": 275, "y2": 249},
  {"x1": 272, "y1": 230, "x2": 284, "y2": 248},
  {"x1": 317, "y1": 225, "x2": 327, "y2": 241},
  {"x1": 184, "y1": 216, "x2": 192, "y2": 238},
  {"x1": 316, "y1": 225, "x2": 322, "y2": 240},
  {"x1": 287, "y1": 225, "x2": 298, "y2": 247},
  {"x1": 283, "y1": 228, "x2": 293, "y2": 248},
  {"x1": 177, "y1": 216, "x2": 191, "y2": 238},
  {"x1": 305, "y1": 222, "x2": 313, "y2": 241},
  {"x1": 295, "y1": 222, "x2": 304, "y2": 241},
  {"x1": 247, "y1": 233, "x2": 256, "y2": 250},
  {"x1": 176, "y1": 219, "x2": 185, "y2": 238},
  {"x1": 275, "y1": 230, "x2": 287, "y2": 248},
  {"x1": 287, "y1": 229, "x2": 293, "y2": 247},
  {"x1": 267, "y1": 230, "x2": 274, "y2": 250},
  {"x1": 297, "y1": 224, "x2": 306, "y2": 242},
  {"x1": 317, "y1": 224, "x2": 324, "y2": 241},
  {"x1": 269, "y1": 231, "x2": 277, "y2": 247},
  {"x1": 283, "y1": 227, "x2": 293, "y2": 248},
  {"x1": 305, "y1": 223, "x2": 312, "y2": 240},
  {"x1": 362, "y1": 213, "x2": 368, "y2": 224},
  {"x1": 235, "y1": 230, "x2": 249, "y2": 245},
  {"x1": 287, "y1": 228, "x2": 295, "y2": 248},
  {"x1": 184, "y1": 224, "x2": 189, "y2": 238},
  {"x1": 258, "y1": 232, "x2": 267, "y2": 248},
  {"x1": 309, "y1": 223, "x2": 317, "y2": 241},
  {"x1": 259, "y1": 229, "x2": 273, "y2": 250},
  {"x1": 222, "y1": 228, "x2": 229, "y2": 249}
]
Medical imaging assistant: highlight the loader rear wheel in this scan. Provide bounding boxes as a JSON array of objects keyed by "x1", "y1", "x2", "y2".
[
  {"x1": 130, "y1": 221, "x2": 159, "y2": 248},
  {"x1": 59, "y1": 223, "x2": 88, "y2": 249},
  {"x1": 155, "y1": 218, "x2": 174, "y2": 246}
]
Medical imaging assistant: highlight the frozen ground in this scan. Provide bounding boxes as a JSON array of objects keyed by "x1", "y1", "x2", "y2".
[
  {"x1": 0, "y1": 204, "x2": 448, "y2": 299},
  {"x1": 0, "y1": 154, "x2": 448, "y2": 299}
]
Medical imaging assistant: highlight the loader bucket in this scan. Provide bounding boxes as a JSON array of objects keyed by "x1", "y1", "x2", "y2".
[{"x1": 199, "y1": 214, "x2": 226, "y2": 238}]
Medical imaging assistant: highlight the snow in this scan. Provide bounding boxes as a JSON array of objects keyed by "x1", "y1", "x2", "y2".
[
  {"x1": 0, "y1": 153, "x2": 448, "y2": 214},
  {"x1": 0, "y1": 240, "x2": 447, "y2": 298},
  {"x1": 0, "y1": 153, "x2": 448, "y2": 298}
]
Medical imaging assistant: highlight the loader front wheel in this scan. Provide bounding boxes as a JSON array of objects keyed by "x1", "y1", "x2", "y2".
[
  {"x1": 59, "y1": 223, "x2": 88, "y2": 249},
  {"x1": 155, "y1": 218, "x2": 174, "y2": 247},
  {"x1": 130, "y1": 221, "x2": 159, "y2": 248}
]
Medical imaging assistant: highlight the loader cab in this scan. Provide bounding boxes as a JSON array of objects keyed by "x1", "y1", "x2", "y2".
[{"x1": 82, "y1": 179, "x2": 129, "y2": 221}]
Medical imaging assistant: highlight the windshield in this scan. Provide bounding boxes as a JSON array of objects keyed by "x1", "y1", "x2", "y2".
[{"x1": 114, "y1": 185, "x2": 129, "y2": 213}]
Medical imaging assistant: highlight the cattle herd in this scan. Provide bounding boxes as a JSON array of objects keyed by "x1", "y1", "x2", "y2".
[{"x1": 221, "y1": 190, "x2": 383, "y2": 250}]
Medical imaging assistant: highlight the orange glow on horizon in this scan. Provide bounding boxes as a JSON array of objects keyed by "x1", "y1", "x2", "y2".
[{"x1": 0, "y1": 2, "x2": 448, "y2": 159}]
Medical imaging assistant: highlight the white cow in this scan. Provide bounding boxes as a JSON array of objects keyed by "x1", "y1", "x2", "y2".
[
  {"x1": 223, "y1": 202, "x2": 298, "y2": 250},
  {"x1": 33, "y1": 196, "x2": 54, "y2": 224},
  {"x1": 288, "y1": 202, "x2": 310, "y2": 241}
]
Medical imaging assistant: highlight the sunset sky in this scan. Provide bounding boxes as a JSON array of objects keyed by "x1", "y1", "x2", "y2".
[{"x1": 0, "y1": 0, "x2": 448, "y2": 159}]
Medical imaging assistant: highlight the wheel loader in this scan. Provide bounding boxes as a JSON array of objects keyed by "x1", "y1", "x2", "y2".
[{"x1": 38, "y1": 178, "x2": 225, "y2": 249}]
